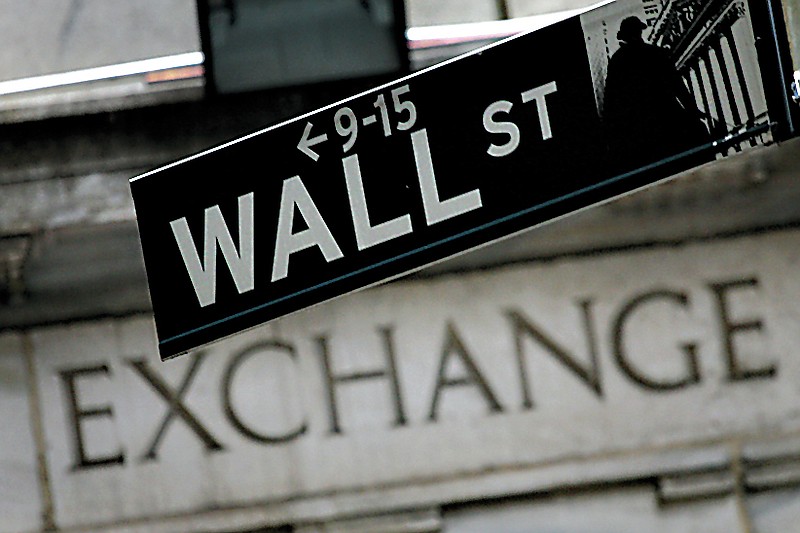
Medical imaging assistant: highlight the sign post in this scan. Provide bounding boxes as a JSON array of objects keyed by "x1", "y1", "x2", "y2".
[{"x1": 131, "y1": 0, "x2": 799, "y2": 360}]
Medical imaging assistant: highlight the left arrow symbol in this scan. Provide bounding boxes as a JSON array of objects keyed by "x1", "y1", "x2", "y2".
[{"x1": 298, "y1": 122, "x2": 328, "y2": 162}]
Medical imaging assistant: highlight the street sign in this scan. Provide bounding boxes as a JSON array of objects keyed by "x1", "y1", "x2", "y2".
[{"x1": 131, "y1": 0, "x2": 798, "y2": 360}]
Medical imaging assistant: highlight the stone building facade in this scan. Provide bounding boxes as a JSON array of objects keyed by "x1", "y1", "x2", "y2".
[{"x1": 1, "y1": 1, "x2": 799, "y2": 532}]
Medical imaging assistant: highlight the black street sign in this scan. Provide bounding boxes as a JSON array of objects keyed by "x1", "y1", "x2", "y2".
[{"x1": 131, "y1": 0, "x2": 798, "y2": 360}]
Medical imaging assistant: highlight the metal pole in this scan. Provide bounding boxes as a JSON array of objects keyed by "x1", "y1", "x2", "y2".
[{"x1": 497, "y1": 0, "x2": 510, "y2": 20}]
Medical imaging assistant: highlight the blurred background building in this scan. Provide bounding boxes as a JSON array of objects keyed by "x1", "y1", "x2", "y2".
[{"x1": 0, "y1": 1, "x2": 799, "y2": 532}]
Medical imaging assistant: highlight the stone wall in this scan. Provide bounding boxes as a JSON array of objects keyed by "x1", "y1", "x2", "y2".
[{"x1": 3, "y1": 228, "x2": 800, "y2": 531}]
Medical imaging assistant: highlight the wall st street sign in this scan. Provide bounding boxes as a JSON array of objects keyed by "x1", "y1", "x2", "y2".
[{"x1": 130, "y1": 0, "x2": 798, "y2": 359}]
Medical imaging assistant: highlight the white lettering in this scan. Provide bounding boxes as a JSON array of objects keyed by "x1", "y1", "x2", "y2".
[
  {"x1": 521, "y1": 81, "x2": 558, "y2": 140},
  {"x1": 272, "y1": 176, "x2": 344, "y2": 282},
  {"x1": 483, "y1": 100, "x2": 520, "y2": 157},
  {"x1": 412, "y1": 129, "x2": 482, "y2": 225},
  {"x1": 344, "y1": 154, "x2": 413, "y2": 250},
  {"x1": 170, "y1": 193, "x2": 255, "y2": 308}
]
